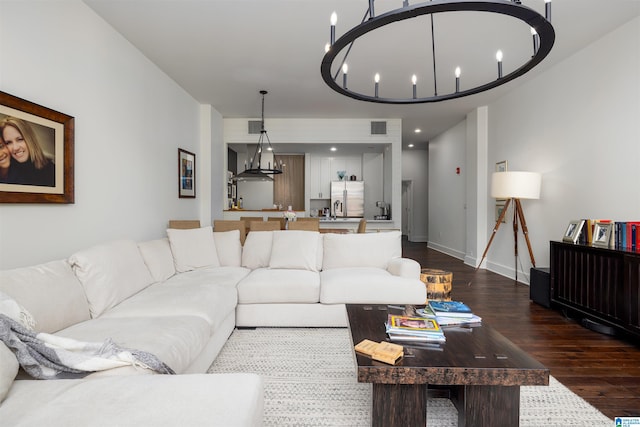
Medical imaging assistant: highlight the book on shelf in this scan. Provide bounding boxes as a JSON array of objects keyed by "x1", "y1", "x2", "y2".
[
  {"x1": 354, "y1": 339, "x2": 404, "y2": 365},
  {"x1": 428, "y1": 300, "x2": 474, "y2": 318}
]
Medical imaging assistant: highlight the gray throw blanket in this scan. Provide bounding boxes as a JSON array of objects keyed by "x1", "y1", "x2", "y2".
[{"x1": 0, "y1": 314, "x2": 174, "y2": 379}]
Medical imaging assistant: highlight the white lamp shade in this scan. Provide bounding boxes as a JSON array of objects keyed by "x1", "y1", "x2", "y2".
[{"x1": 491, "y1": 171, "x2": 541, "y2": 199}]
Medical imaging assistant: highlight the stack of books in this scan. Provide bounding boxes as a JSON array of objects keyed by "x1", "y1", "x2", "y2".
[
  {"x1": 416, "y1": 300, "x2": 482, "y2": 327},
  {"x1": 385, "y1": 314, "x2": 446, "y2": 343}
]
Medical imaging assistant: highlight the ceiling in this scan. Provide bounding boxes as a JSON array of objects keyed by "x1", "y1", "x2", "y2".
[{"x1": 84, "y1": 0, "x2": 640, "y2": 152}]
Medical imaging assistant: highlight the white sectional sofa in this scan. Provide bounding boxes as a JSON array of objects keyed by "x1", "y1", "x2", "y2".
[{"x1": 0, "y1": 227, "x2": 425, "y2": 426}]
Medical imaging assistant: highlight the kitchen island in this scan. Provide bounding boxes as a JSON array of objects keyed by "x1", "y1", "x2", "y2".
[{"x1": 222, "y1": 210, "x2": 396, "y2": 233}]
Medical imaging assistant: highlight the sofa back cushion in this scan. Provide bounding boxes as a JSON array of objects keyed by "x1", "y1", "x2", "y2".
[
  {"x1": 322, "y1": 230, "x2": 402, "y2": 270},
  {"x1": 241, "y1": 231, "x2": 273, "y2": 270},
  {"x1": 166, "y1": 226, "x2": 221, "y2": 272},
  {"x1": 69, "y1": 240, "x2": 154, "y2": 318},
  {"x1": 213, "y1": 230, "x2": 242, "y2": 267},
  {"x1": 138, "y1": 238, "x2": 176, "y2": 282},
  {"x1": 269, "y1": 231, "x2": 320, "y2": 272},
  {"x1": 0, "y1": 260, "x2": 90, "y2": 333}
]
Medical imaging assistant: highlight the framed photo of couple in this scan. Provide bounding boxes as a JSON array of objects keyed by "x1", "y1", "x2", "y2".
[{"x1": 0, "y1": 91, "x2": 74, "y2": 203}]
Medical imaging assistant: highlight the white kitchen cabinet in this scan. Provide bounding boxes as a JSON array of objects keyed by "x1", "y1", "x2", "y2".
[
  {"x1": 309, "y1": 155, "x2": 362, "y2": 199},
  {"x1": 309, "y1": 156, "x2": 331, "y2": 199},
  {"x1": 330, "y1": 156, "x2": 362, "y2": 181}
]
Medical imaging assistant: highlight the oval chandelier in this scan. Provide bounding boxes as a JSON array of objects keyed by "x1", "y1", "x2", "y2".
[{"x1": 320, "y1": 0, "x2": 555, "y2": 104}]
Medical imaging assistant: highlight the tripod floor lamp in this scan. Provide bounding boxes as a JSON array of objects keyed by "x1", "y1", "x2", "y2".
[{"x1": 477, "y1": 171, "x2": 542, "y2": 282}]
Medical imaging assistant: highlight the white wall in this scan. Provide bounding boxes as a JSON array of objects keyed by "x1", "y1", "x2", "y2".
[
  {"x1": 485, "y1": 16, "x2": 640, "y2": 281},
  {"x1": 427, "y1": 16, "x2": 640, "y2": 283},
  {"x1": 0, "y1": 1, "x2": 205, "y2": 269},
  {"x1": 401, "y1": 148, "x2": 429, "y2": 242},
  {"x1": 427, "y1": 120, "x2": 467, "y2": 259}
]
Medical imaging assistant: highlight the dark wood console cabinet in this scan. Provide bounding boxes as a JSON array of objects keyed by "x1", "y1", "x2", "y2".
[{"x1": 550, "y1": 241, "x2": 640, "y2": 339}]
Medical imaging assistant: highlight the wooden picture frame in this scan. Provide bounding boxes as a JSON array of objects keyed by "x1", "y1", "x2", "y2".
[
  {"x1": 592, "y1": 221, "x2": 613, "y2": 248},
  {"x1": 563, "y1": 219, "x2": 584, "y2": 243},
  {"x1": 178, "y1": 148, "x2": 196, "y2": 198},
  {"x1": 495, "y1": 160, "x2": 508, "y2": 172},
  {"x1": 0, "y1": 91, "x2": 74, "y2": 203}
]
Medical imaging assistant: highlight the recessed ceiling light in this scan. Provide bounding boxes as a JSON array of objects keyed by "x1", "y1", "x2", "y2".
[
  {"x1": 330, "y1": 147, "x2": 337, "y2": 152},
  {"x1": 408, "y1": 144, "x2": 415, "y2": 148},
  {"x1": 414, "y1": 128, "x2": 421, "y2": 133}
]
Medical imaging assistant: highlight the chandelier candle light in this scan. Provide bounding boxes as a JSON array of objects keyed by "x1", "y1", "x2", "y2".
[{"x1": 321, "y1": 0, "x2": 555, "y2": 104}]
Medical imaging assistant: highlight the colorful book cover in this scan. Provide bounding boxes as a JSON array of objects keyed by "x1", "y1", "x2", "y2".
[
  {"x1": 428, "y1": 300, "x2": 474, "y2": 317},
  {"x1": 387, "y1": 314, "x2": 442, "y2": 333}
]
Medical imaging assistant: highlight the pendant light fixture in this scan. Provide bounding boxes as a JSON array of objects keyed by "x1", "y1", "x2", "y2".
[
  {"x1": 234, "y1": 90, "x2": 283, "y2": 182},
  {"x1": 321, "y1": 0, "x2": 555, "y2": 104}
]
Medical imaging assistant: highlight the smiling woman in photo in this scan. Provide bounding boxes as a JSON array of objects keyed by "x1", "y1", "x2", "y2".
[
  {"x1": 0, "y1": 139, "x2": 11, "y2": 183},
  {"x1": 0, "y1": 116, "x2": 55, "y2": 187}
]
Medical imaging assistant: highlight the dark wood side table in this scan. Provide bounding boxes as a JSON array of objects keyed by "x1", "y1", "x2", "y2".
[{"x1": 346, "y1": 304, "x2": 549, "y2": 427}]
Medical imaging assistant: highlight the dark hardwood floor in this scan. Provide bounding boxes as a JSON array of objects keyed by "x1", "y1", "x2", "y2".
[{"x1": 402, "y1": 239, "x2": 640, "y2": 420}]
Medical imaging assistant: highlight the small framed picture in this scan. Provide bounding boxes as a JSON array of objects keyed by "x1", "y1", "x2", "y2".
[
  {"x1": 592, "y1": 221, "x2": 613, "y2": 248},
  {"x1": 495, "y1": 202, "x2": 506, "y2": 223},
  {"x1": 495, "y1": 160, "x2": 508, "y2": 172},
  {"x1": 563, "y1": 219, "x2": 584, "y2": 243},
  {"x1": 178, "y1": 148, "x2": 195, "y2": 198}
]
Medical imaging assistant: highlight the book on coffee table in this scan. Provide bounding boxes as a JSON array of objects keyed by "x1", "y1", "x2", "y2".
[
  {"x1": 385, "y1": 314, "x2": 446, "y2": 342},
  {"x1": 428, "y1": 300, "x2": 474, "y2": 318}
]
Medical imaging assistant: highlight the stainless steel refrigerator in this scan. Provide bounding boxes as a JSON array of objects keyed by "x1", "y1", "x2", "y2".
[{"x1": 331, "y1": 181, "x2": 364, "y2": 218}]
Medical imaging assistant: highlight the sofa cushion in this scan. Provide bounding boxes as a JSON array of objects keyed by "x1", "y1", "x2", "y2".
[
  {"x1": 322, "y1": 231, "x2": 402, "y2": 270},
  {"x1": 213, "y1": 230, "x2": 242, "y2": 267},
  {"x1": 138, "y1": 238, "x2": 176, "y2": 283},
  {"x1": 269, "y1": 231, "x2": 320, "y2": 272},
  {"x1": 0, "y1": 373, "x2": 264, "y2": 427},
  {"x1": 241, "y1": 231, "x2": 273, "y2": 270},
  {"x1": 69, "y1": 240, "x2": 155, "y2": 319},
  {"x1": 56, "y1": 315, "x2": 211, "y2": 374},
  {"x1": 320, "y1": 267, "x2": 426, "y2": 304},
  {"x1": 167, "y1": 226, "x2": 220, "y2": 272},
  {"x1": 101, "y1": 272, "x2": 240, "y2": 330},
  {"x1": 0, "y1": 290, "x2": 36, "y2": 330},
  {"x1": 0, "y1": 342, "x2": 18, "y2": 404},
  {"x1": 0, "y1": 260, "x2": 90, "y2": 333},
  {"x1": 237, "y1": 268, "x2": 320, "y2": 304}
]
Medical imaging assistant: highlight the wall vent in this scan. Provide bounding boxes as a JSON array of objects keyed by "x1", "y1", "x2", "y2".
[
  {"x1": 371, "y1": 121, "x2": 387, "y2": 135},
  {"x1": 248, "y1": 120, "x2": 262, "y2": 134}
]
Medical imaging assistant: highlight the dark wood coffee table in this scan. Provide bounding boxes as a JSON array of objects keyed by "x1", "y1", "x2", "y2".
[{"x1": 346, "y1": 304, "x2": 549, "y2": 427}]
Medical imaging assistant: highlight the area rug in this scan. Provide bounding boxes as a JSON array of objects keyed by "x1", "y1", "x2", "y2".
[{"x1": 208, "y1": 328, "x2": 611, "y2": 426}]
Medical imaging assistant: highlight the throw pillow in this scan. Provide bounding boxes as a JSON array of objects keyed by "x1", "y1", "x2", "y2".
[
  {"x1": 213, "y1": 230, "x2": 242, "y2": 267},
  {"x1": 0, "y1": 342, "x2": 18, "y2": 404},
  {"x1": 166, "y1": 226, "x2": 221, "y2": 273},
  {"x1": 138, "y1": 238, "x2": 176, "y2": 282},
  {"x1": 269, "y1": 230, "x2": 319, "y2": 272},
  {"x1": 241, "y1": 231, "x2": 273, "y2": 270},
  {"x1": 69, "y1": 240, "x2": 155, "y2": 318},
  {"x1": 322, "y1": 230, "x2": 402, "y2": 270}
]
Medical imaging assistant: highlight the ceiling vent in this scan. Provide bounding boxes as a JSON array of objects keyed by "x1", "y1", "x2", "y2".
[
  {"x1": 371, "y1": 121, "x2": 387, "y2": 135},
  {"x1": 248, "y1": 120, "x2": 262, "y2": 134}
]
